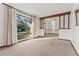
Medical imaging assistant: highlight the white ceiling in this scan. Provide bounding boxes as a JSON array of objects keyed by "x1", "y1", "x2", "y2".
[{"x1": 7, "y1": 3, "x2": 74, "y2": 17}]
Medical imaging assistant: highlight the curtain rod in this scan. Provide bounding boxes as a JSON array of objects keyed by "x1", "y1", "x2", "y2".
[{"x1": 2, "y1": 3, "x2": 36, "y2": 18}]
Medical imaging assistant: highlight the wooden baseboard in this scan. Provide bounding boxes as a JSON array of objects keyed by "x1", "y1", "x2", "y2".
[
  {"x1": 59, "y1": 38, "x2": 70, "y2": 41},
  {"x1": 0, "y1": 43, "x2": 16, "y2": 48},
  {"x1": 70, "y1": 41, "x2": 79, "y2": 56},
  {"x1": 59, "y1": 39, "x2": 79, "y2": 56},
  {"x1": 0, "y1": 45, "x2": 6, "y2": 48}
]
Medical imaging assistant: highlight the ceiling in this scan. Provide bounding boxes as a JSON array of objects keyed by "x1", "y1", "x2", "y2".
[{"x1": 7, "y1": 3, "x2": 74, "y2": 17}]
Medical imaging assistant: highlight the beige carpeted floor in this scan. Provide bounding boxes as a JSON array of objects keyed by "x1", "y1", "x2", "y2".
[
  {"x1": 44, "y1": 33, "x2": 59, "y2": 37},
  {"x1": 0, "y1": 37, "x2": 77, "y2": 56},
  {"x1": 36, "y1": 33, "x2": 59, "y2": 38}
]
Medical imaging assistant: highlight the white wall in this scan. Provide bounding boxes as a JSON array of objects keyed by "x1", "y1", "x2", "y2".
[
  {"x1": 0, "y1": 4, "x2": 5, "y2": 46},
  {"x1": 59, "y1": 4, "x2": 79, "y2": 55},
  {"x1": 34, "y1": 17, "x2": 40, "y2": 37},
  {"x1": 71, "y1": 26, "x2": 79, "y2": 55},
  {"x1": 60, "y1": 27, "x2": 79, "y2": 55},
  {"x1": 59, "y1": 14, "x2": 72, "y2": 40},
  {"x1": 71, "y1": 4, "x2": 79, "y2": 55},
  {"x1": 59, "y1": 29, "x2": 72, "y2": 40}
]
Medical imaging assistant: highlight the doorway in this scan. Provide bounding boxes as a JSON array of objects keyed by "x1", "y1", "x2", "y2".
[{"x1": 44, "y1": 19, "x2": 59, "y2": 37}]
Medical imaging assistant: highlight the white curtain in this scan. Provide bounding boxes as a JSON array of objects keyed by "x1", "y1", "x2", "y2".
[
  {"x1": 4, "y1": 5, "x2": 36, "y2": 46},
  {"x1": 4, "y1": 6, "x2": 17, "y2": 46},
  {"x1": 30, "y1": 17, "x2": 36, "y2": 38}
]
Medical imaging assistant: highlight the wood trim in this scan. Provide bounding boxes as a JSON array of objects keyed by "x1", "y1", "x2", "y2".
[
  {"x1": 68, "y1": 14, "x2": 70, "y2": 29},
  {"x1": 40, "y1": 11, "x2": 71, "y2": 29},
  {"x1": 40, "y1": 11, "x2": 71, "y2": 19},
  {"x1": 70, "y1": 41, "x2": 79, "y2": 56},
  {"x1": 44, "y1": 23, "x2": 46, "y2": 35},
  {"x1": 59, "y1": 16, "x2": 61, "y2": 29},
  {"x1": 63, "y1": 15, "x2": 65, "y2": 28},
  {"x1": 40, "y1": 19, "x2": 44, "y2": 29},
  {"x1": 75, "y1": 9, "x2": 79, "y2": 13},
  {"x1": 59, "y1": 15, "x2": 70, "y2": 29},
  {"x1": 75, "y1": 12, "x2": 78, "y2": 26},
  {"x1": 59, "y1": 39, "x2": 78, "y2": 56},
  {"x1": 75, "y1": 9, "x2": 79, "y2": 26},
  {"x1": 40, "y1": 19, "x2": 41, "y2": 29}
]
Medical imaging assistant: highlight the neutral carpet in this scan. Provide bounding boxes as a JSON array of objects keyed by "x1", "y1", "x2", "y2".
[
  {"x1": 36, "y1": 33, "x2": 59, "y2": 38},
  {"x1": 0, "y1": 37, "x2": 77, "y2": 56},
  {"x1": 44, "y1": 33, "x2": 59, "y2": 37}
]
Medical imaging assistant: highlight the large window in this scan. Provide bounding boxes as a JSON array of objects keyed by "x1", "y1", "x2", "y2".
[
  {"x1": 17, "y1": 14, "x2": 32, "y2": 40},
  {"x1": 59, "y1": 14, "x2": 70, "y2": 29},
  {"x1": 40, "y1": 11, "x2": 71, "y2": 29}
]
